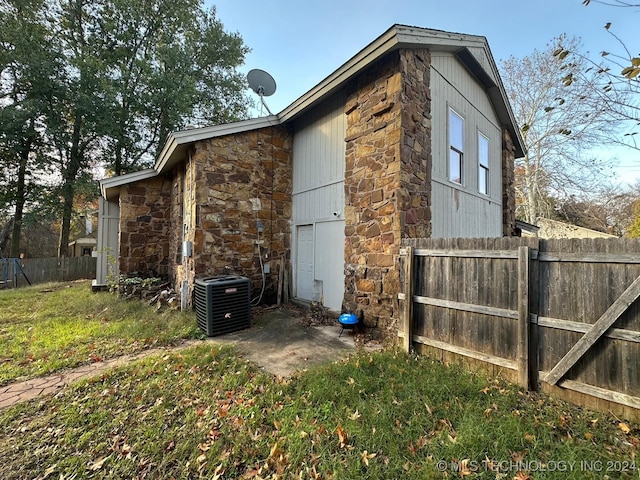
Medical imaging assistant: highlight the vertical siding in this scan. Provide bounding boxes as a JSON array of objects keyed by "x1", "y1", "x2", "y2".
[
  {"x1": 430, "y1": 53, "x2": 503, "y2": 238},
  {"x1": 291, "y1": 91, "x2": 347, "y2": 310},
  {"x1": 431, "y1": 183, "x2": 503, "y2": 237},
  {"x1": 292, "y1": 91, "x2": 346, "y2": 223},
  {"x1": 95, "y1": 197, "x2": 120, "y2": 285}
]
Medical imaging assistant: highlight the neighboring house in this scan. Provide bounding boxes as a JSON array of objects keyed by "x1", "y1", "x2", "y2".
[
  {"x1": 520, "y1": 217, "x2": 618, "y2": 239},
  {"x1": 68, "y1": 231, "x2": 97, "y2": 257},
  {"x1": 95, "y1": 24, "x2": 525, "y2": 335}
]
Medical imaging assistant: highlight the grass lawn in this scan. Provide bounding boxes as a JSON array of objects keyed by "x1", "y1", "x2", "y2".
[
  {"x1": 0, "y1": 282, "x2": 638, "y2": 478},
  {"x1": 0, "y1": 280, "x2": 201, "y2": 385},
  {"x1": 0, "y1": 346, "x2": 638, "y2": 479}
]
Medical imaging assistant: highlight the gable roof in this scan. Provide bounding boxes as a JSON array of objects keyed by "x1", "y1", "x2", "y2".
[
  {"x1": 278, "y1": 24, "x2": 524, "y2": 156},
  {"x1": 101, "y1": 24, "x2": 525, "y2": 198}
]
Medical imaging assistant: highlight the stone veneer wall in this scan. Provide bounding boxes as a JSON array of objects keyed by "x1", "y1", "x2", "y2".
[
  {"x1": 171, "y1": 126, "x2": 292, "y2": 306},
  {"x1": 169, "y1": 166, "x2": 191, "y2": 299},
  {"x1": 502, "y1": 128, "x2": 517, "y2": 237},
  {"x1": 118, "y1": 176, "x2": 172, "y2": 276},
  {"x1": 343, "y1": 49, "x2": 432, "y2": 335}
]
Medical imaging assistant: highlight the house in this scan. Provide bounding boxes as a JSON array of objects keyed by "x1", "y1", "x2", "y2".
[
  {"x1": 68, "y1": 214, "x2": 98, "y2": 257},
  {"x1": 95, "y1": 24, "x2": 525, "y2": 335},
  {"x1": 67, "y1": 231, "x2": 97, "y2": 257},
  {"x1": 520, "y1": 217, "x2": 618, "y2": 239}
]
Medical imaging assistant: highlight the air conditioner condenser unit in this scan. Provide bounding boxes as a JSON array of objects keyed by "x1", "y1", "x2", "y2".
[{"x1": 194, "y1": 275, "x2": 251, "y2": 336}]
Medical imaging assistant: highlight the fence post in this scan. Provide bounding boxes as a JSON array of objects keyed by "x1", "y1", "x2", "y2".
[
  {"x1": 402, "y1": 246, "x2": 414, "y2": 353},
  {"x1": 517, "y1": 246, "x2": 530, "y2": 389}
]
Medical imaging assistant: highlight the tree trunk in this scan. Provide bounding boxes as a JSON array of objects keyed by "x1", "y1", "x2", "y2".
[
  {"x1": 57, "y1": 115, "x2": 82, "y2": 257},
  {"x1": 9, "y1": 157, "x2": 27, "y2": 258},
  {"x1": 9, "y1": 133, "x2": 31, "y2": 258}
]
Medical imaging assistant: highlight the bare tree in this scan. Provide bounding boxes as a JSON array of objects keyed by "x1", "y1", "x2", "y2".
[
  {"x1": 501, "y1": 36, "x2": 628, "y2": 223},
  {"x1": 564, "y1": 0, "x2": 640, "y2": 149}
]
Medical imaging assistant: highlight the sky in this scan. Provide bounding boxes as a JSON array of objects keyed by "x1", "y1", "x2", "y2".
[{"x1": 206, "y1": 0, "x2": 639, "y2": 183}]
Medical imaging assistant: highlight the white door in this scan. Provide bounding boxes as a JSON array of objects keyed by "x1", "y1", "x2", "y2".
[
  {"x1": 314, "y1": 221, "x2": 345, "y2": 311},
  {"x1": 296, "y1": 225, "x2": 314, "y2": 301}
]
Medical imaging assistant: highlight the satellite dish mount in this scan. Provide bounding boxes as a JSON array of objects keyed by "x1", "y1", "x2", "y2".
[{"x1": 247, "y1": 69, "x2": 276, "y2": 116}]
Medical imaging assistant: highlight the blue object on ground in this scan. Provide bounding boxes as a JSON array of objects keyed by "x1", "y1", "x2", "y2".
[{"x1": 338, "y1": 313, "x2": 359, "y2": 337}]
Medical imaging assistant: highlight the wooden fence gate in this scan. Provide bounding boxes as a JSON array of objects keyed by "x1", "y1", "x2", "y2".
[{"x1": 398, "y1": 237, "x2": 640, "y2": 420}]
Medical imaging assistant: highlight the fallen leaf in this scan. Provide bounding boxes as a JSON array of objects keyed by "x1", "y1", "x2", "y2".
[
  {"x1": 337, "y1": 424, "x2": 348, "y2": 448},
  {"x1": 349, "y1": 409, "x2": 362, "y2": 420},
  {"x1": 197, "y1": 453, "x2": 207, "y2": 463},
  {"x1": 459, "y1": 458, "x2": 474, "y2": 477},
  {"x1": 511, "y1": 451, "x2": 525, "y2": 462},
  {"x1": 523, "y1": 433, "x2": 536, "y2": 443},
  {"x1": 89, "y1": 455, "x2": 110, "y2": 471},
  {"x1": 361, "y1": 450, "x2": 376, "y2": 466},
  {"x1": 514, "y1": 471, "x2": 532, "y2": 480},
  {"x1": 212, "y1": 463, "x2": 225, "y2": 480},
  {"x1": 620, "y1": 422, "x2": 631, "y2": 434},
  {"x1": 584, "y1": 432, "x2": 594, "y2": 441},
  {"x1": 484, "y1": 455, "x2": 498, "y2": 472}
]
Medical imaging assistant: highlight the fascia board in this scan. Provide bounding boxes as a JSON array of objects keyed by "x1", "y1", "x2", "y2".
[{"x1": 99, "y1": 168, "x2": 157, "y2": 201}]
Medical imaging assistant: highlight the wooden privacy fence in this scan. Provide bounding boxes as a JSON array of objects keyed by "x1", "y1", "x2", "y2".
[
  {"x1": 0, "y1": 257, "x2": 97, "y2": 288},
  {"x1": 398, "y1": 237, "x2": 640, "y2": 420}
]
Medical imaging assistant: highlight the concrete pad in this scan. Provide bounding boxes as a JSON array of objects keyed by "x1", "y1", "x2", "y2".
[{"x1": 210, "y1": 309, "x2": 356, "y2": 377}]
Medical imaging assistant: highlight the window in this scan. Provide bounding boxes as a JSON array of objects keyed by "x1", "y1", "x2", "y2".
[
  {"x1": 478, "y1": 133, "x2": 489, "y2": 195},
  {"x1": 449, "y1": 109, "x2": 464, "y2": 184}
]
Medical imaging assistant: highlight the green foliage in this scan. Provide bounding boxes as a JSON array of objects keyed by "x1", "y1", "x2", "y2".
[
  {"x1": 0, "y1": 347, "x2": 636, "y2": 479},
  {"x1": 0, "y1": 0, "x2": 62, "y2": 256},
  {"x1": 0, "y1": 0, "x2": 251, "y2": 255},
  {"x1": 627, "y1": 200, "x2": 640, "y2": 237},
  {"x1": 93, "y1": 0, "x2": 251, "y2": 174}
]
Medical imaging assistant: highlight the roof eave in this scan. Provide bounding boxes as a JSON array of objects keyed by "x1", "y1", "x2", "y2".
[
  {"x1": 100, "y1": 168, "x2": 157, "y2": 201},
  {"x1": 155, "y1": 116, "x2": 280, "y2": 174}
]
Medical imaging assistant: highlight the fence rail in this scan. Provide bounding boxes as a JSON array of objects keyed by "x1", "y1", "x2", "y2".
[
  {"x1": 399, "y1": 237, "x2": 640, "y2": 421},
  {"x1": 0, "y1": 257, "x2": 97, "y2": 288}
]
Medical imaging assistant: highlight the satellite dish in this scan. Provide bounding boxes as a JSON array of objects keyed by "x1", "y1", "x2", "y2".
[{"x1": 247, "y1": 69, "x2": 276, "y2": 115}]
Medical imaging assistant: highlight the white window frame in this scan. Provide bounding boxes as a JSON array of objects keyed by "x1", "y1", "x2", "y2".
[
  {"x1": 478, "y1": 131, "x2": 490, "y2": 195},
  {"x1": 448, "y1": 108, "x2": 464, "y2": 184}
]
